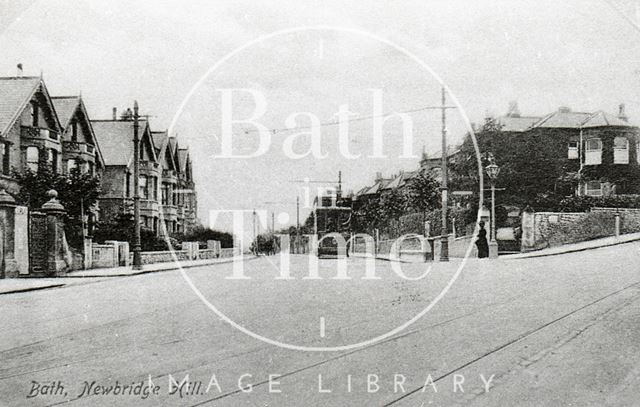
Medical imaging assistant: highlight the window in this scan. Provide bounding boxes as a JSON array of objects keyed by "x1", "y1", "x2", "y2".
[
  {"x1": 26, "y1": 146, "x2": 39, "y2": 172},
  {"x1": 567, "y1": 141, "x2": 579, "y2": 159},
  {"x1": 614, "y1": 137, "x2": 629, "y2": 164},
  {"x1": 161, "y1": 183, "x2": 169, "y2": 205},
  {"x1": 87, "y1": 161, "x2": 94, "y2": 175},
  {"x1": 67, "y1": 159, "x2": 77, "y2": 173},
  {"x1": 151, "y1": 176, "x2": 158, "y2": 200},
  {"x1": 126, "y1": 172, "x2": 131, "y2": 197},
  {"x1": 139, "y1": 175, "x2": 148, "y2": 199},
  {"x1": 585, "y1": 181, "x2": 603, "y2": 197},
  {"x1": 584, "y1": 138, "x2": 602, "y2": 165},
  {"x1": 71, "y1": 121, "x2": 78, "y2": 142},
  {"x1": 48, "y1": 149, "x2": 57, "y2": 173},
  {"x1": 0, "y1": 143, "x2": 9, "y2": 175},
  {"x1": 30, "y1": 102, "x2": 39, "y2": 127}
]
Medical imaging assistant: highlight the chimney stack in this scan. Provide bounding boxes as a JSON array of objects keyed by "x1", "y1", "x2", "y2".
[
  {"x1": 618, "y1": 103, "x2": 628, "y2": 122},
  {"x1": 506, "y1": 101, "x2": 521, "y2": 118},
  {"x1": 16, "y1": 63, "x2": 23, "y2": 77},
  {"x1": 112, "y1": 107, "x2": 117, "y2": 120}
]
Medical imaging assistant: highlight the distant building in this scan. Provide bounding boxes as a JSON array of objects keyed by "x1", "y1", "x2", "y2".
[
  {"x1": 176, "y1": 145, "x2": 198, "y2": 233},
  {"x1": 151, "y1": 131, "x2": 198, "y2": 234},
  {"x1": 92, "y1": 114, "x2": 162, "y2": 233}
]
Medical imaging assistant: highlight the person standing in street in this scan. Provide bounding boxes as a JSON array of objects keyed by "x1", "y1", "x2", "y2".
[{"x1": 476, "y1": 221, "x2": 489, "y2": 258}]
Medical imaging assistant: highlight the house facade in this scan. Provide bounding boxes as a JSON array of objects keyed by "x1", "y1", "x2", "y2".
[
  {"x1": 499, "y1": 104, "x2": 640, "y2": 197},
  {"x1": 176, "y1": 145, "x2": 198, "y2": 233},
  {"x1": 93, "y1": 113, "x2": 199, "y2": 237},
  {"x1": 51, "y1": 96, "x2": 105, "y2": 177},
  {"x1": 92, "y1": 115, "x2": 162, "y2": 234},
  {"x1": 0, "y1": 75, "x2": 64, "y2": 193}
]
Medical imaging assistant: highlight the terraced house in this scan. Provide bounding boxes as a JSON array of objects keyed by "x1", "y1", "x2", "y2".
[
  {"x1": 0, "y1": 74, "x2": 63, "y2": 193},
  {"x1": 92, "y1": 113, "x2": 161, "y2": 234},
  {"x1": 51, "y1": 95, "x2": 105, "y2": 177},
  {"x1": 93, "y1": 110, "x2": 198, "y2": 237}
]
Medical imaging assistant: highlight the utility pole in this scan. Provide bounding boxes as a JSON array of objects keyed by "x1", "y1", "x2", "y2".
[
  {"x1": 296, "y1": 196, "x2": 300, "y2": 231},
  {"x1": 132, "y1": 101, "x2": 142, "y2": 270},
  {"x1": 439, "y1": 87, "x2": 449, "y2": 262},
  {"x1": 271, "y1": 212, "x2": 275, "y2": 233}
]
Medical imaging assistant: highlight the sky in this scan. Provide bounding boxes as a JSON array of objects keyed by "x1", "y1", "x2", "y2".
[{"x1": 1, "y1": 0, "x2": 640, "y2": 243}]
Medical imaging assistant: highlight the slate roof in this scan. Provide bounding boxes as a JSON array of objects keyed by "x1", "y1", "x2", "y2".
[
  {"x1": 581, "y1": 111, "x2": 633, "y2": 128},
  {"x1": 177, "y1": 148, "x2": 189, "y2": 173},
  {"x1": 151, "y1": 130, "x2": 168, "y2": 154},
  {"x1": 498, "y1": 115, "x2": 541, "y2": 132},
  {"x1": 0, "y1": 76, "x2": 52, "y2": 136},
  {"x1": 500, "y1": 109, "x2": 635, "y2": 132},
  {"x1": 51, "y1": 96, "x2": 80, "y2": 129},
  {"x1": 92, "y1": 119, "x2": 150, "y2": 166}
]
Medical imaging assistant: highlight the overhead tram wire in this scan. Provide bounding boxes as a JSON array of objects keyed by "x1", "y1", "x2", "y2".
[{"x1": 239, "y1": 104, "x2": 457, "y2": 136}]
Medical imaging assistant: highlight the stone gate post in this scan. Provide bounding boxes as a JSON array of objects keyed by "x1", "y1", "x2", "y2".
[
  {"x1": 41, "y1": 190, "x2": 69, "y2": 276},
  {"x1": 0, "y1": 189, "x2": 18, "y2": 278}
]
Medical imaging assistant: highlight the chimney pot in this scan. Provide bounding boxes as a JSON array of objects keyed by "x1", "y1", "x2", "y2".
[
  {"x1": 16, "y1": 63, "x2": 23, "y2": 77},
  {"x1": 618, "y1": 103, "x2": 628, "y2": 122},
  {"x1": 112, "y1": 107, "x2": 117, "y2": 120}
]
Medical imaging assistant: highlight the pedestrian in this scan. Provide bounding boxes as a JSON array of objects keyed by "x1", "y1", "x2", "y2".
[{"x1": 476, "y1": 221, "x2": 489, "y2": 258}]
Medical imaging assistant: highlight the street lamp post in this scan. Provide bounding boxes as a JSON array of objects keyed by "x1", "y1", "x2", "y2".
[
  {"x1": 439, "y1": 87, "x2": 449, "y2": 262},
  {"x1": 132, "y1": 101, "x2": 142, "y2": 270},
  {"x1": 486, "y1": 162, "x2": 500, "y2": 259}
]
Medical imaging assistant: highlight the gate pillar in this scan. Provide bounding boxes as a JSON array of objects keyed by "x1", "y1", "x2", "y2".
[
  {"x1": 0, "y1": 189, "x2": 18, "y2": 278},
  {"x1": 41, "y1": 190, "x2": 69, "y2": 276}
]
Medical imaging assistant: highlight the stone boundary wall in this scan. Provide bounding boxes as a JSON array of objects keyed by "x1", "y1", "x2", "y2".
[
  {"x1": 527, "y1": 208, "x2": 640, "y2": 250},
  {"x1": 591, "y1": 207, "x2": 640, "y2": 234}
]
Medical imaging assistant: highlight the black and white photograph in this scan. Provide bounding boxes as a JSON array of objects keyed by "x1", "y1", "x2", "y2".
[{"x1": 1, "y1": 0, "x2": 640, "y2": 405}]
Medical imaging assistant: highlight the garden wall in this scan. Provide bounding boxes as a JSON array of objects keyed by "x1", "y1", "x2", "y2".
[{"x1": 524, "y1": 207, "x2": 640, "y2": 250}]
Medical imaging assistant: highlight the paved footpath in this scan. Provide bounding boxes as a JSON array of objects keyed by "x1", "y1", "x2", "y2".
[
  {"x1": 1, "y1": 242, "x2": 640, "y2": 406},
  {"x1": 0, "y1": 256, "x2": 248, "y2": 295}
]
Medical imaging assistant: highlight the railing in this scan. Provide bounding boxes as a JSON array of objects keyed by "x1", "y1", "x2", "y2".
[
  {"x1": 62, "y1": 141, "x2": 95, "y2": 155},
  {"x1": 140, "y1": 160, "x2": 160, "y2": 171},
  {"x1": 161, "y1": 204, "x2": 177, "y2": 218},
  {"x1": 21, "y1": 126, "x2": 59, "y2": 141},
  {"x1": 162, "y1": 169, "x2": 176, "y2": 179},
  {"x1": 139, "y1": 200, "x2": 159, "y2": 212}
]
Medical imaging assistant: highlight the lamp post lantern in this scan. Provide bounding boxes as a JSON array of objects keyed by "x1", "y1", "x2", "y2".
[
  {"x1": 486, "y1": 162, "x2": 500, "y2": 259},
  {"x1": 132, "y1": 101, "x2": 142, "y2": 270}
]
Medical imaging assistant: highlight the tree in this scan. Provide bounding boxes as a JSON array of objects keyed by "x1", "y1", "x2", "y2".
[
  {"x1": 450, "y1": 116, "x2": 572, "y2": 208},
  {"x1": 179, "y1": 225, "x2": 234, "y2": 248},
  {"x1": 14, "y1": 164, "x2": 101, "y2": 249},
  {"x1": 405, "y1": 170, "x2": 441, "y2": 212}
]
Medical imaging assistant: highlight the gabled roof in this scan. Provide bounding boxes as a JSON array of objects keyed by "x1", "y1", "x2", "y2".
[
  {"x1": 177, "y1": 148, "x2": 189, "y2": 173},
  {"x1": 152, "y1": 130, "x2": 178, "y2": 171},
  {"x1": 52, "y1": 95, "x2": 105, "y2": 168},
  {"x1": 51, "y1": 96, "x2": 80, "y2": 129},
  {"x1": 0, "y1": 76, "x2": 61, "y2": 136},
  {"x1": 91, "y1": 119, "x2": 154, "y2": 166},
  {"x1": 151, "y1": 130, "x2": 167, "y2": 154}
]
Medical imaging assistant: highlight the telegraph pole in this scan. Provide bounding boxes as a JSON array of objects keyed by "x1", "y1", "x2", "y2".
[
  {"x1": 440, "y1": 87, "x2": 449, "y2": 262},
  {"x1": 132, "y1": 101, "x2": 142, "y2": 270}
]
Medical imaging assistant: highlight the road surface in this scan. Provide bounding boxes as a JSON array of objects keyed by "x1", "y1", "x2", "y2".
[{"x1": 1, "y1": 242, "x2": 640, "y2": 406}]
